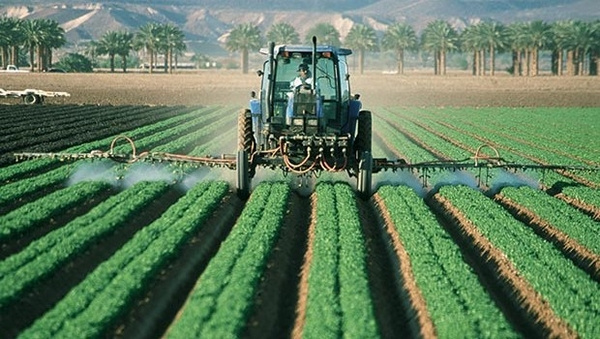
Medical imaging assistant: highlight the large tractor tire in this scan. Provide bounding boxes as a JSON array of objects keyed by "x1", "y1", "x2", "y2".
[
  {"x1": 354, "y1": 110, "x2": 372, "y2": 159},
  {"x1": 237, "y1": 109, "x2": 254, "y2": 199},
  {"x1": 238, "y1": 109, "x2": 255, "y2": 152},
  {"x1": 236, "y1": 149, "x2": 250, "y2": 200},
  {"x1": 357, "y1": 151, "x2": 373, "y2": 199}
]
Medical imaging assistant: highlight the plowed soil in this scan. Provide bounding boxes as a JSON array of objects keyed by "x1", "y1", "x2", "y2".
[{"x1": 2, "y1": 71, "x2": 600, "y2": 107}]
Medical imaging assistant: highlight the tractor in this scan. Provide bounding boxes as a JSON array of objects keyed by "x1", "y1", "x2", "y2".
[{"x1": 236, "y1": 37, "x2": 373, "y2": 198}]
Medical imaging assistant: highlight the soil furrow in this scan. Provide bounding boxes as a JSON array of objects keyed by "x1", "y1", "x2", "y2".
[
  {"x1": 0, "y1": 185, "x2": 183, "y2": 338},
  {"x1": 361, "y1": 195, "x2": 415, "y2": 338},
  {"x1": 111, "y1": 191, "x2": 244, "y2": 339},
  {"x1": 494, "y1": 193, "x2": 600, "y2": 282},
  {"x1": 243, "y1": 191, "x2": 309, "y2": 339},
  {"x1": 428, "y1": 193, "x2": 577, "y2": 338}
]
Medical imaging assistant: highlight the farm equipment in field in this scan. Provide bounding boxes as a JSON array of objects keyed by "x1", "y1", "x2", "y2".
[
  {"x1": 0, "y1": 88, "x2": 70, "y2": 105},
  {"x1": 13, "y1": 38, "x2": 600, "y2": 199}
]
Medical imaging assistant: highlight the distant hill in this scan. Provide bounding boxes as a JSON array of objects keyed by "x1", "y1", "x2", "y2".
[{"x1": 1, "y1": 0, "x2": 598, "y2": 56}]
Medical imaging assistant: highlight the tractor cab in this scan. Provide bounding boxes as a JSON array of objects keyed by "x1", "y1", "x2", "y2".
[{"x1": 257, "y1": 42, "x2": 361, "y2": 144}]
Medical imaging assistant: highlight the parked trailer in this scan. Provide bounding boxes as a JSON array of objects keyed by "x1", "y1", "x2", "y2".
[{"x1": 0, "y1": 88, "x2": 70, "y2": 105}]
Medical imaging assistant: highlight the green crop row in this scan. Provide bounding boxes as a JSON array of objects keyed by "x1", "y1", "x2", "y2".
[
  {"x1": 372, "y1": 114, "x2": 436, "y2": 162},
  {"x1": 0, "y1": 181, "x2": 169, "y2": 308},
  {"x1": 500, "y1": 186, "x2": 600, "y2": 254},
  {"x1": 302, "y1": 182, "x2": 379, "y2": 338},
  {"x1": 0, "y1": 107, "x2": 233, "y2": 206},
  {"x1": 0, "y1": 165, "x2": 76, "y2": 208},
  {"x1": 378, "y1": 185, "x2": 517, "y2": 338},
  {"x1": 0, "y1": 181, "x2": 111, "y2": 242},
  {"x1": 167, "y1": 182, "x2": 290, "y2": 338},
  {"x1": 438, "y1": 185, "x2": 600, "y2": 338},
  {"x1": 380, "y1": 107, "x2": 600, "y2": 210},
  {"x1": 151, "y1": 108, "x2": 237, "y2": 153},
  {"x1": 20, "y1": 181, "x2": 228, "y2": 338},
  {"x1": 401, "y1": 107, "x2": 599, "y2": 184},
  {"x1": 1, "y1": 106, "x2": 210, "y2": 183}
]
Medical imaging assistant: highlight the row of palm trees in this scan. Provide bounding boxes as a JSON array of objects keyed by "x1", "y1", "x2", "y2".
[
  {"x1": 228, "y1": 19, "x2": 600, "y2": 76},
  {"x1": 2, "y1": 16, "x2": 598, "y2": 76},
  {"x1": 0, "y1": 17, "x2": 66, "y2": 72},
  {"x1": 86, "y1": 23, "x2": 186, "y2": 73},
  {"x1": 0, "y1": 17, "x2": 186, "y2": 73}
]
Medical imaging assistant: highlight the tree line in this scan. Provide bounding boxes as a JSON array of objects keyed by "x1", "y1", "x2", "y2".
[
  {"x1": 0, "y1": 17, "x2": 185, "y2": 73},
  {"x1": 1, "y1": 16, "x2": 599, "y2": 76},
  {"x1": 233, "y1": 19, "x2": 600, "y2": 76}
]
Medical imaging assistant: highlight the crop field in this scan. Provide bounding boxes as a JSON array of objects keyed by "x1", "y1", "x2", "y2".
[{"x1": 1, "y1": 73, "x2": 599, "y2": 338}]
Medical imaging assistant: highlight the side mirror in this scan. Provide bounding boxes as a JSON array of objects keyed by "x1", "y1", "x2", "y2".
[{"x1": 256, "y1": 70, "x2": 264, "y2": 77}]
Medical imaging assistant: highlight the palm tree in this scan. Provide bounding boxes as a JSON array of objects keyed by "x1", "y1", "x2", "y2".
[
  {"x1": 38, "y1": 19, "x2": 66, "y2": 71},
  {"x1": 116, "y1": 31, "x2": 134, "y2": 72},
  {"x1": 83, "y1": 40, "x2": 100, "y2": 69},
  {"x1": 304, "y1": 23, "x2": 341, "y2": 46},
  {"x1": 461, "y1": 24, "x2": 486, "y2": 75},
  {"x1": 157, "y1": 23, "x2": 186, "y2": 73},
  {"x1": 505, "y1": 22, "x2": 528, "y2": 76},
  {"x1": 0, "y1": 17, "x2": 23, "y2": 68},
  {"x1": 225, "y1": 23, "x2": 263, "y2": 74},
  {"x1": 382, "y1": 22, "x2": 417, "y2": 75},
  {"x1": 267, "y1": 23, "x2": 300, "y2": 44},
  {"x1": 21, "y1": 19, "x2": 46, "y2": 72},
  {"x1": 570, "y1": 21, "x2": 597, "y2": 76},
  {"x1": 522, "y1": 21, "x2": 551, "y2": 76},
  {"x1": 135, "y1": 22, "x2": 161, "y2": 73},
  {"x1": 590, "y1": 20, "x2": 600, "y2": 76},
  {"x1": 551, "y1": 21, "x2": 573, "y2": 76},
  {"x1": 478, "y1": 21, "x2": 506, "y2": 76},
  {"x1": 421, "y1": 20, "x2": 459, "y2": 75},
  {"x1": 344, "y1": 24, "x2": 378, "y2": 74},
  {"x1": 97, "y1": 31, "x2": 125, "y2": 72}
]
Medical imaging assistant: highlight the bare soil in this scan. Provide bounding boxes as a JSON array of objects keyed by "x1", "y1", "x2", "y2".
[{"x1": 2, "y1": 71, "x2": 600, "y2": 107}]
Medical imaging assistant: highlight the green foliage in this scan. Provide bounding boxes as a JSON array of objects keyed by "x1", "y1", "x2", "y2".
[
  {"x1": 304, "y1": 23, "x2": 341, "y2": 46},
  {"x1": 379, "y1": 185, "x2": 517, "y2": 338},
  {"x1": 266, "y1": 22, "x2": 300, "y2": 44},
  {"x1": 0, "y1": 181, "x2": 169, "y2": 309},
  {"x1": 54, "y1": 53, "x2": 93, "y2": 72},
  {"x1": 439, "y1": 185, "x2": 600, "y2": 338},
  {"x1": 168, "y1": 182, "x2": 290, "y2": 338},
  {"x1": 302, "y1": 182, "x2": 379, "y2": 338},
  {"x1": 20, "y1": 181, "x2": 228, "y2": 338}
]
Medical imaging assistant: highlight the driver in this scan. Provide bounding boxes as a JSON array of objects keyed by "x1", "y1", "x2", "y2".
[{"x1": 290, "y1": 63, "x2": 312, "y2": 91}]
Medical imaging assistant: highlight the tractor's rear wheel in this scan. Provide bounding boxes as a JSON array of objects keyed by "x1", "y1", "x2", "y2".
[
  {"x1": 357, "y1": 151, "x2": 372, "y2": 199},
  {"x1": 237, "y1": 109, "x2": 254, "y2": 199},
  {"x1": 236, "y1": 149, "x2": 250, "y2": 200},
  {"x1": 238, "y1": 109, "x2": 255, "y2": 152},
  {"x1": 354, "y1": 110, "x2": 372, "y2": 159}
]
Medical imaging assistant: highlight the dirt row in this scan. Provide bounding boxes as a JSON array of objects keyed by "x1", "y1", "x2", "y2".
[{"x1": 2, "y1": 71, "x2": 600, "y2": 107}]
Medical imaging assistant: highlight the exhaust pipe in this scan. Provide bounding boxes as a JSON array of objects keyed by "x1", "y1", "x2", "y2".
[
  {"x1": 311, "y1": 36, "x2": 317, "y2": 92},
  {"x1": 267, "y1": 41, "x2": 275, "y2": 120}
]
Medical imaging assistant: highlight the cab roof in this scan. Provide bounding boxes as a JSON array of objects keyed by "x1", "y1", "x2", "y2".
[{"x1": 259, "y1": 44, "x2": 352, "y2": 56}]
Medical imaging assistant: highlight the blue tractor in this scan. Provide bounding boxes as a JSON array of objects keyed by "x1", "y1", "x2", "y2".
[{"x1": 236, "y1": 37, "x2": 373, "y2": 199}]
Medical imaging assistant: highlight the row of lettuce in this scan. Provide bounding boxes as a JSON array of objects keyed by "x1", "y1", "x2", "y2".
[{"x1": 2, "y1": 104, "x2": 598, "y2": 337}]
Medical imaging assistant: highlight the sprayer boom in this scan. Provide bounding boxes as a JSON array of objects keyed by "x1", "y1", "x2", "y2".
[{"x1": 13, "y1": 136, "x2": 599, "y2": 191}]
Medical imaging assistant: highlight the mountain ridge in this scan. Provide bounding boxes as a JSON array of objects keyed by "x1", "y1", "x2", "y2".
[{"x1": 1, "y1": 1, "x2": 598, "y2": 54}]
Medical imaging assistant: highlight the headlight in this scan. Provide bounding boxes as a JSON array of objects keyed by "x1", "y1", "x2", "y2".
[{"x1": 307, "y1": 118, "x2": 318, "y2": 127}]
